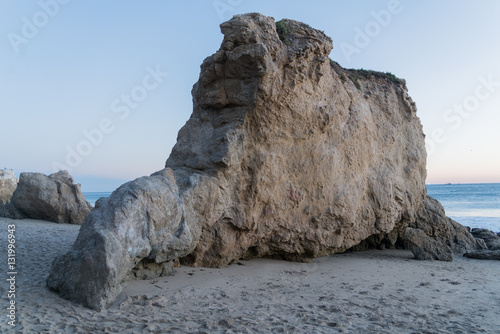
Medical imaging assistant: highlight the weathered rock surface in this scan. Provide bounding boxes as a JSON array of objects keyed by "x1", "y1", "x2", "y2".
[
  {"x1": 352, "y1": 195, "x2": 487, "y2": 257},
  {"x1": 405, "y1": 196, "x2": 487, "y2": 259},
  {"x1": 0, "y1": 169, "x2": 18, "y2": 203},
  {"x1": 0, "y1": 170, "x2": 92, "y2": 224},
  {"x1": 462, "y1": 228, "x2": 500, "y2": 261},
  {"x1": 167, "y1": 15, "x2": 427, "y2": 267},
  {"x1": 464, "y1": 250, "x2": 500, "y2": 261},
  {"x1": 47, "y1": 13, "x2": 484, "y2": 310},
  {"x1": 47, "y1": 170, "x2": 202, "y2": 310},
  {"x1": 404, "y1": 227, "x2": 453, "y2": 261},
  {"x1": 470, "y1": 228, "x2": 500, "y2": 250}
]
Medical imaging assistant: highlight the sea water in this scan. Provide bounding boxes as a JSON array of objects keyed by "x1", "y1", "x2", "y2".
[
  {"x1": 83, "y1": 192, "x2": 112, "y2": 207},
  {"x1": 83, "y1": 184, "x2": 500, "y2": 233},
  {"x1": 427, "y1": 183, "x2": 500, "y2": 232}
]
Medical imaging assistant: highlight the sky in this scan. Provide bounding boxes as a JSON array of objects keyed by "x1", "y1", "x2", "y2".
[{"x1": 1, "y1": 0, "x2": 499, "y2": 191}]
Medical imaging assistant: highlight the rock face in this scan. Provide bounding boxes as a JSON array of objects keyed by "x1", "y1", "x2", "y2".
[
  {"x1": 351, "y1": 195, "x2": 487, "y2": 259},
  {"x1": 47, "y1": 170, "x2": 198, "y2": 310},
  {"x1": 404, "y1": 196, "x2": 486, "y2": 260},
  {"x1": 167, "y1": 15, "x2": 427, "y2": 267},
  {"x1": 0, "y1": 170, "x2": 92, "y2": 224},
  {"x1": 47, "y1": 13, "x2": 483, "y2": 310},
  {"x1": 0, "y1": 169, "x2": 18, "y2": 203},
  {"x1": 404, "y1": 227, "x2": 453, "y2": 261},
  {"x1": 470, "y1": 228, "x2": 500, "y2": 250}
]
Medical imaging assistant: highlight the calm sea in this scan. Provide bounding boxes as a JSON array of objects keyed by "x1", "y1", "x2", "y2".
[
  {"x1": 427, "y1": 183, "x2": 500, "y2": 232},
  {"x1": 83, "y1": 183, "x2": 500, "y2": 232}
]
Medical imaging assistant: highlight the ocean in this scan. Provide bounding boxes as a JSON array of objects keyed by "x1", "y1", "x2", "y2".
[
  {"x1": 82, "y1": 183, "x2": 500, "y2": 233},
  {"x1": 427, "y1": 183, "x2": 500, "y2": 232},
  {"x1": 83, "y1": 192, "x2": 112, "y2": 207}
]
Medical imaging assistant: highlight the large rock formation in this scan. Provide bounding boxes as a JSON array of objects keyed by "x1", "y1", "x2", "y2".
[
  {"x1": 0, "y1": 170, "x2": 92, "y2": 224},
  {"x1": 47, "y1": 13, "x2": 484, "y2": 310},
  {"x1": 0, "y1": 169, "x2": 18, "y2": 203}
]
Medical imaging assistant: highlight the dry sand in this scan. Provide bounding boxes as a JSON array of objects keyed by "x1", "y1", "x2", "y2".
[{"x1": 1, "y1": 217, "x2": 499, "y2": 333}]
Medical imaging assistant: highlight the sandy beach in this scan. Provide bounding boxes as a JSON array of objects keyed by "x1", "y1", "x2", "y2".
[{"x1": 1, "y1": 217, "x2": 499, "y2": 333}]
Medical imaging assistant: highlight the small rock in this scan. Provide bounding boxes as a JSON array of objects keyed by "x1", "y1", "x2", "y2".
[
  {"x1": 464, "y1": 250, "x2": 500, "y2": 261},
  {"x1": 470, "y1": 228, "x2": 500, "y2": 250}
]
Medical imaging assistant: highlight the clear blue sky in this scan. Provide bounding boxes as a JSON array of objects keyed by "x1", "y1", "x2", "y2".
[{"x1": 1, "y1": 0, "x2": 499, "y2": 191}]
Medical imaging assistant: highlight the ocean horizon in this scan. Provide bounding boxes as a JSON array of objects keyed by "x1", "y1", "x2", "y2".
[{"x1": 83, "y1": 182, "x2": 500, "y2": 232}]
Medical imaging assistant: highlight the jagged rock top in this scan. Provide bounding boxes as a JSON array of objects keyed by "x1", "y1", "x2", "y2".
[{"x1": 167, "y1": 13, "x2": 415, "y2": 173}]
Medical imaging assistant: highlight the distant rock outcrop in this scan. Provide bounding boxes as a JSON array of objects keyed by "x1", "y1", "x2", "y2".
[
  {"x1": 47, "y1": 13, "x2": 485, "y2": 310},
  {"x1": 0, "y1": 169, "x2": 18, "y2": 203},
  {"x1": 0, "y1": 170, "x2": 92, "y2": 224}
]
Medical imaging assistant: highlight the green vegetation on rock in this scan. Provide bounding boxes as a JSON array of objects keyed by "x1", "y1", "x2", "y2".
[{"x1": 275, "y1": 20, "x2": 291, "y2": 46}]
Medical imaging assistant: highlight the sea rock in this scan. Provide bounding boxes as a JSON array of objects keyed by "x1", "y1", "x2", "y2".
[
  {"x1": 2, "y1": 170, "x2": 92, "y2": 224},
  {"x1": 408, "y1": 196, "x2": 487, "y2": 255},
  {"x1": 353, "y1": 195, "x2": 487, "y2": 256},
  {"x1": 47, "y1": 13, "x2": 475, "y2": 310},
  {"x1": 167, "y1": 14, "x2": 427, "y2": 267},
  {"x1": 404, "y1": 227, "x2": 453, "y2": 261},
  {"x1": 470, "y1": 228, "x2": 500, "y2": 250},
  {"x1": 0, "y1": 169, "x2": 18, "y2": 203},
  {"x1": 464, "y1": 250, "x2": 500, "y2": 261},
  {"x1": 47, "y1": 170, "x2": 202, "y2": 310}
]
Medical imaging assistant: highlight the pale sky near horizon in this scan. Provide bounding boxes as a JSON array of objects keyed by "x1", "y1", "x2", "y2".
[{"x1": 1, "y1": 0, "x2": 499, "y2": 192}]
